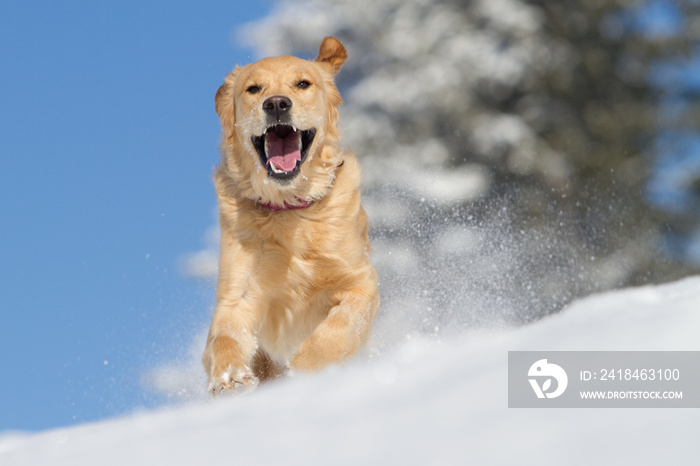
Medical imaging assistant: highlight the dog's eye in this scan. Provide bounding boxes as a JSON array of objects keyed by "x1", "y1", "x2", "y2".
[
  {"x1": 246, "y1": 85, "x2": 261, "y2": 94},
  {"x1": 297, "y1": 80, "x2": 312, "y2": 89}
]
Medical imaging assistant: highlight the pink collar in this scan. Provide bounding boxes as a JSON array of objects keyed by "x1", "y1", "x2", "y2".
[{"x1": 258, "y1": 198, "x2": 313, "y2": 212}]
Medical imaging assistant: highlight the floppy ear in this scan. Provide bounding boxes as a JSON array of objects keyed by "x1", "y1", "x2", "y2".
[
  {"x1": 215, "y1": 68, "x2": 238, "y2": 135},
  {"x1": 315, "y1": 37, "x2": 347, "y2": 76}
]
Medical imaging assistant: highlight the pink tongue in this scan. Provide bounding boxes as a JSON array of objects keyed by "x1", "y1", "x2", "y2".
[{"x1": 266, "y1": 131, "x2": 300, "y2": 171}]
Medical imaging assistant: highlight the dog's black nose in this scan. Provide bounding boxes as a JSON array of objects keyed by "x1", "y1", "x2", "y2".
[{"x1": 263, "y1": 96, "x2": 293, "y2": 120}]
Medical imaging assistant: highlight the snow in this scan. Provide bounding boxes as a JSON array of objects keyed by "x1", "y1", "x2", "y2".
[{"x1": 2, "y1": 276, "x2": 699, "y2": 465}]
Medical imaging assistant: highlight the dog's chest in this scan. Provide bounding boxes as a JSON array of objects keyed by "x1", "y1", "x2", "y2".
[{"x1": 257, "y1": 252, "x2": 336, "y2": 362}]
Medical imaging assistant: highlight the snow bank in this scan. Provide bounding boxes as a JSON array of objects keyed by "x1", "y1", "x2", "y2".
[{"x1": 2, "y1": 277, "x2": 699, "y2": 466}]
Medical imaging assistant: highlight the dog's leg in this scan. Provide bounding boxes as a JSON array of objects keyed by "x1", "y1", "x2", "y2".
[
  {"x1": 290, "y1": 288, "x2": 379, "y2": 371},
  {"x1": 202, "y1": 236, "x2": 263, "y2": 394}
]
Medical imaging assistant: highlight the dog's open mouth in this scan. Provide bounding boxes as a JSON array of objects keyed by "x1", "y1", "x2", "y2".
[{"x1": 251, "y1": 125, "x2": 316, "y2": 181}]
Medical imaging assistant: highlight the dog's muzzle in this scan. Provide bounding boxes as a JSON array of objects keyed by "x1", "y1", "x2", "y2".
[
  {"x1": 251, "y1": 96, "x2": 316, "y2": 182},
  {"x1": 251, "y1": 124, "x2": 316, "y2": 182}
]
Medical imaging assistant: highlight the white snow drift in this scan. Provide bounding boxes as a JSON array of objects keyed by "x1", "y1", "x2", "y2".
[{"x1": 1, "y1": 276, "x2": 699, "y2": 466}]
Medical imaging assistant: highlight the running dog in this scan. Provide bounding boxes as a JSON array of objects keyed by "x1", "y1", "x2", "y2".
[{"x1": 203, "y1": 37, "x2": 379, "y2": 394}]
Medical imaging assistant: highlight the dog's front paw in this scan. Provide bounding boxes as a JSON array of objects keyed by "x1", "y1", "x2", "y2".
[{"x1": 208, "y1": 364, "x2": 259, "y2": 395}]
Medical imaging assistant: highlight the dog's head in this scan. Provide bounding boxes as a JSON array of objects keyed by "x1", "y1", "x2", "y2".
[{"x1": 215, "y1": 37, "x2": 348, "y2": 206}]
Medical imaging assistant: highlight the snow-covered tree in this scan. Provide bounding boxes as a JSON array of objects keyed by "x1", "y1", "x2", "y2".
[{"x1": 186, "y1": 0, "x2": 699, "y2": 335}]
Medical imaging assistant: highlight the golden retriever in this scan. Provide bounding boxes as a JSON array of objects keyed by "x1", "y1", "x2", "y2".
[{"x1": 202, "y1": 37, "x2": 379, "y2": 394}]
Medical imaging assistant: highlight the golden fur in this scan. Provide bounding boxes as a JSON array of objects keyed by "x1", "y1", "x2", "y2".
[{"x1": 202, "y1": 37, "x2": 379, "y2": 394}]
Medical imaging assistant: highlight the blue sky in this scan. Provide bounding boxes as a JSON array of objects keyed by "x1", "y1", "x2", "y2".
[{"x1": 0, "y1": 1, "x2": 268, "y2": 431}]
